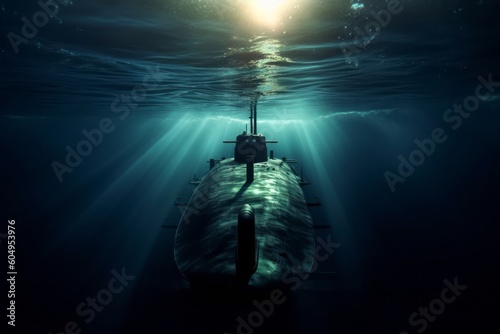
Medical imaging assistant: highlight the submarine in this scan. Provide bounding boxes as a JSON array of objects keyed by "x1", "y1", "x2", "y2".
[{"x1": 173, "y1": 105, "x2": 319, "y2": 288}]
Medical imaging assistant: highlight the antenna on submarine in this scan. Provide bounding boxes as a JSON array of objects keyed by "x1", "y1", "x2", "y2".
[
  {"x1": 250, "y1": 97, "x2": 258, "y2": 134},
  {"x1": 249, "y1": 104, "x2": 253, "y2": 134},
  {"x1": 254, "y1": 100, "x2": 257, "y2": 134}
]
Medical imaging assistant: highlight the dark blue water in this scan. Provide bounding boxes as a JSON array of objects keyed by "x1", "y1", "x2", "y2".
[{"x1": 1, "y1": 0, "x2": 500, "y2": 333}]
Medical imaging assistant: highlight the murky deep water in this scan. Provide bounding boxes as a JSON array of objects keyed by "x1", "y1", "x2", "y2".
[{"x1": 1, "y1": 0, "x2": 499, "y2": 333}]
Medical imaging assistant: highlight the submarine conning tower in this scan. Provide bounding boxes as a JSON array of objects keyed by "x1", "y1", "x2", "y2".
[
  {"x1": 222, "y1": 101, "x2": 278, "y2": 164},
  {"x1": 233, "y1": 133, "x2": 269, "y2": 163}
]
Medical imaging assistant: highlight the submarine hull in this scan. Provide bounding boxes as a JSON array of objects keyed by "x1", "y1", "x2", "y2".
[{"x1": 174, "y1": 158, "x2": 315, "y2": 287}]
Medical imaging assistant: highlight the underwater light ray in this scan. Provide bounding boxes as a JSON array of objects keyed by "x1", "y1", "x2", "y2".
[
  {"x1": 49, "y1": 116, "x2": 217, "y2": 292},
  {"x1": 53, "y1": 116, "x2": 196, "y2": 244},
  {"x1": 305, "y1": 119, "x2": 366, "y2": 295}
]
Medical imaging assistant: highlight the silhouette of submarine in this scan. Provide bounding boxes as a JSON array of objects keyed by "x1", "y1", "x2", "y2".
[{"x1": 174, "y1": 105, "x2": 320, "y2": 288}]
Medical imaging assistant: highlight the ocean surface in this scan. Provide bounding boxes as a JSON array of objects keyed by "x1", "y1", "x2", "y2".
[{"x1": 1, "y1": 0, "x2": 499, "y2": 333}]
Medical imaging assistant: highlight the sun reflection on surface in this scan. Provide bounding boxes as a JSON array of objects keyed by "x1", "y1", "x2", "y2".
[
  {"x1": 248, "y1": 0, "x2": 288, "y2": 27},
  {"x1": 235, "y1": 0, "x2": 299, "y2": 29}
]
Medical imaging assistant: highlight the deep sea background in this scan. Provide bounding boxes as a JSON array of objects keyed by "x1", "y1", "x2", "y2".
[{"x1": 1, "y1": 0, "x2": 500, "y2": 333}]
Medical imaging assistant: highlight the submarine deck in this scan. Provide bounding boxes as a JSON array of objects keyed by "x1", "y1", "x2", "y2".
[{"x1": 174, "y1": 158, "x2": 315, "y2": 287}]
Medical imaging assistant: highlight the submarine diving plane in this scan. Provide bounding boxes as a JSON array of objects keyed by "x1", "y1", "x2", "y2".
[{"x1": 173, "y1": 106, "x2": 320, "y2": 288}]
